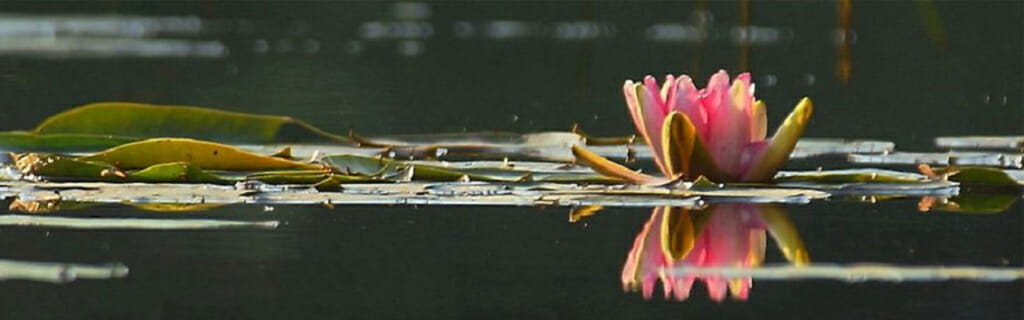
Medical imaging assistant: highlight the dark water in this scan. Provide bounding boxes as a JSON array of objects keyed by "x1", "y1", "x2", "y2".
[{"x1": 0, "y1": 1, "x2": 1021, "y2": 319}]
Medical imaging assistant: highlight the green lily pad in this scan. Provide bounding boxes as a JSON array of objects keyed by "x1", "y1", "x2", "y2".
[
  {"x1": 932, "y1": 166, "x2": 1024, "y2": 187},
  {"x1": 0, "y1": 131, "x2": 137, "y2": 153},
  {"x1": 32, "y1": 102, "x2": 353, "y2": 144}
]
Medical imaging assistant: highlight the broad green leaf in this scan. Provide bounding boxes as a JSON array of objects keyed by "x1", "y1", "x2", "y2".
[
  {"x1": 743, "y1": 97, "x2": 813, "y2": 182},
  {"x1": 312, "y1": 174, "x2": 382, "y2": 191},
  {"x1": 79, "y1": 138, "x2": 321, "y2": 171},
  {"x1": 125, "y1": 162, "x2": 231, "y2": 184},
  {"x1": 245, "y1": 170, "x2": 336, "y2": 185},
  {"x1": 0, "y1": 131, "x2": 136, "y2": 152},
  {"x1": 34, "y1": 102, "x2": 352, "y2": 144},
  {"x1": 937, "y1": 166, "x2": 1023, "y2": 187}
]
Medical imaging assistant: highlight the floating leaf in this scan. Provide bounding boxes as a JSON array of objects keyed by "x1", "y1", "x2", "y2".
[
  {"x1": 79, "y1": 138, "x2": 321, "y2": 171},
  {"x1": 351, "y1": 131, "x2": 583, "y2": 147},
  {"x1": 849, "y1": 152, "x2": 1023, "y2": 169},
  {"x1": 771, "y1": 169, "x2": 957, "y2": 195},
  {"x1": 246, "y1": 170, "x2": 337, "y2": 185},
  {"x1": 931, "y1": 166, "x2": 1023, "y2": 187},
  {"x1": 0, "y1": 131, "x2": 136, "y2": 153},
  {"x1": 773, "y1": 169, "x2": 928, "y2": 184},
  {"x1": 125, "y1": 162, "x2": 231, "y2": 184},
  {"x1": 935, "y1": 136, "x2": 1023, "y2": 150},
  {"x1": 11, "y1": 153, "x2": 122, "y2": 181},
  {"x1": 791, "y1": 138, "x2": 895, "y2": 158},
  {"x1": 33, "y1": 102, "x2": 352, "y2": 144},
  {"x1": 322, "y1": 154, "x2": 616, "y2": 183},
  {"x1": 570, "y1": 124, "x2": 635, "y2": 146}
]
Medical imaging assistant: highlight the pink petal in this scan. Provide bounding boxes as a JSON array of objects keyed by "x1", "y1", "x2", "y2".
[
  {"x1": 622, "y1": 80, "x2": 646, "y2": 139},
  {"x1": 661, "y1": 74, "x2": 676, "y2": 102},
  {"x1": 701, "y1": 70, "x2": 749, "y2": 178},
  {"x1": 638, "y1": 76, "x2": 670, "y2": 175},
  {"x1": 736, "y1": 141, "x2": 769, "y2": 181},
  {"x1": 670, "y1": 275, "x2": 697, "y2": 301},
  {"x1": 704, "y1": 277, "x2": 729, "y2": 302},
  {"x1": 621, "y1": 208, "x2": 668, "y2": 299},
  {"x1": 670, "y1": 75, "x2": 708, "y2": 137}
]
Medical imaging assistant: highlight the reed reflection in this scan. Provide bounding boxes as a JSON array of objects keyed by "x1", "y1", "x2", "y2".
[{"x1": 621, "y1": 204, "x2": 808, "y2": 301}]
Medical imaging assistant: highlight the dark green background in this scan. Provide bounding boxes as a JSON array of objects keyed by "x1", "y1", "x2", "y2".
[{"x1": 0, "y1": 1, "x2": 1020, "y2": 319}]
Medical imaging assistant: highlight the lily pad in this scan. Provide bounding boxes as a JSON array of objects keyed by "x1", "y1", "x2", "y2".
[
  {"x1": 33, "y1": 102, "x2": 353, "y2": 144},
  {"x1": 79, "y1": 138, "x2": 322, "y2": 171},
  {"x1": 934, "y1": 136, "x2": 1023, "y2": 150},
  {"x1": 848, "y1": 152, "x2": 1023, "y2": 169},
  {"x1": 0, "y1": 131, "x2": 137, "y2": 153}
]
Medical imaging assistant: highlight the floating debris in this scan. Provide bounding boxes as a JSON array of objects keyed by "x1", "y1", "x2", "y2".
[{"x1": 0, "y1": 259, "x2": 128, "y2": 283}]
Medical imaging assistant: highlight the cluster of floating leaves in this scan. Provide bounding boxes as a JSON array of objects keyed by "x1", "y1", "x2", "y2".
[
  {"x1": 0, "y1": 102, "x2": 1019, "y2": 288},
  {"x1": 0, "y1": 102, "x2": 1017, "y2": 214}
]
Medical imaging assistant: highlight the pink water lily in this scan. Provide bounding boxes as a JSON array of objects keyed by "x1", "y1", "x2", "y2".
[
  {"x1": 621, "y1": 204, "x2": 808, "y2": 301},
  {"x1": 622, "y1": 70, "x2": 813, "y2": 182}
]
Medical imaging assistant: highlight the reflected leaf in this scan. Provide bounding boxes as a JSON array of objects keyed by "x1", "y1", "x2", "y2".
[
  {"x1": 919, "y1": 194, "x2": 1019, "y2": 214},
  {"x1": 568, "y1": 205, "x2": 603, "y2": 223},
  {"x1": 130, "y1": 203, "x2": 227, "y2": 212}
]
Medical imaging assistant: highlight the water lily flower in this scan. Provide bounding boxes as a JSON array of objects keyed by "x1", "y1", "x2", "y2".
[
  {"x1": 621, "y1": 204, "x2": 808, "y2": 301},
  {"x1": 622, "y1": 70, "x2": 813, "y2": 182}
]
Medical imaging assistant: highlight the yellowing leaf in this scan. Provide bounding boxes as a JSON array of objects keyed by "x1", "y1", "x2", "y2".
[
  {"x1": 570, "y1": 145, "x2": 661, "y2": 184},
  {"x1": 79, "y1": 138, "x2": 321, "y2": 171}
]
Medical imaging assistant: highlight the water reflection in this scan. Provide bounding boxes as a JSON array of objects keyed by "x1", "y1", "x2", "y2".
[{"x1": 621, "y1": 204, "x2": 807, "y2": 301}]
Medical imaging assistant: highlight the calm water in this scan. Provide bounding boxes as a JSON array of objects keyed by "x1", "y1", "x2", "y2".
[{"x1": 0, "y1": 1, "x2": 1021, "y2": 319}]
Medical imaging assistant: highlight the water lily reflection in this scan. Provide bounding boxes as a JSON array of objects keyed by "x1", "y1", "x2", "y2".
[{"x1": 621, "y1": 204, "x2": 809, "y2": 301}]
